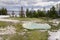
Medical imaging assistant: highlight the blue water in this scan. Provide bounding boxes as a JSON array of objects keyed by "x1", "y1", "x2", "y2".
[{"x1": 23, "y1": 22, "x2": 51, "y2": 29}]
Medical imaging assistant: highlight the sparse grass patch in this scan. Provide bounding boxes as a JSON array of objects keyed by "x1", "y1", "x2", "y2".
[
  {"x1": 0, "y1": 21, "x2": 9, "y2": 28},
  {"x1": 8, "y1": 30, "x2": 48, "y2": 40},
  {"x1": 25, "y1": 31, "x2": 48, "y2": 40},
  {"x1": 12, "y1": 23, "x2": 24, "y2": 32},
  {"x1": 8, "y1": 17, "x2": 45, "y2": 22},
  {"x1": 48, "y1": 22, "x2": 60, "y2": 31},
  {"x1": 8, "y1": 33, "x2": 25, "y2": 40}
]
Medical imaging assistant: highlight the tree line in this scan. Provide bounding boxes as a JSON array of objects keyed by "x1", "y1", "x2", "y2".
[
  {"x1": 0, "y1": 6, "x2": 60, "y2": 19},
  {"x1": 26, "y1": 6, "x2": 59, "y2": 19},
  {"x1": 0, "y1": 8, "x2": 7, "y2": 15}
]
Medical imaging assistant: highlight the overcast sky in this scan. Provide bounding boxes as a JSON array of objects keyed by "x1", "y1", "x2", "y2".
[{"x1": 0, "y1": 0, "x2": 60, "y2": 11}]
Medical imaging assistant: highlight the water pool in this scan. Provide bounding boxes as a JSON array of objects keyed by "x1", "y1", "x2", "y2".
[{"x1": 23, "y1": 22, "x2": 51, "y2": 30}]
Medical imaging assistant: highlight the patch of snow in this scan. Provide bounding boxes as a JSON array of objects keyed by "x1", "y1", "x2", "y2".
[
  {"x1": 0, "y1": 15, "x2": 10, "y2": 19},
  {"x1": 48, "y1": 29, "x2": 60, "y2": 40},
  {"x1": 0, "y1": 26, "x2": 16, "y2": 35},
  {"x1": 0, "y1": 19, "x2": 20, "y2": 23}
]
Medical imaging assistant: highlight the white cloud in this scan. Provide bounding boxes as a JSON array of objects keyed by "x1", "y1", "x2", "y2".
[
  {"x1": 0, "y1": 0, "x2": 60, "y2": 11},
  {"x1": 0, "y1": 0, "x2": 19, "y2": 3},
  {"x1": 33, "y1": 2, "x2": 54, "y2": 6}
]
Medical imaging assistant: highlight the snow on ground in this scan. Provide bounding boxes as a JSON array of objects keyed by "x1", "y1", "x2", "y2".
[
  {"x1": 0, "y1": 15, "x2": 10, "y2": 19},
  {"x1": 0, "y1": 19, "x2": 20, "y2": 23},
  {"x1": 48, "y1": 29, "x2": 60, "y2": 40},
  {"x1": 0, "y1": 26, "x2": 16, "y2": 35},
  {"x1": 0, "y1": 15, "x2": 20, "y2": 23}
]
